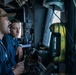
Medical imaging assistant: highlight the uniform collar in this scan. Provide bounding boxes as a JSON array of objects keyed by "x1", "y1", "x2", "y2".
[
  {"x1": 0, "y1": 39, "x2": 2, "y2": 43},
  {"x1": 0, "y1": 39, "x2": 3, "y2": 45},
  {"x1": 8, "y1": 34, "x2": 16, "y2": 41}
]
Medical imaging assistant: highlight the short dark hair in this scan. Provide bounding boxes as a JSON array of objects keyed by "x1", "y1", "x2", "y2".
[
  {"x1": 10, "y1": 19, "x2": 21, "y2": 28},
  {"x1": 11, "y1": 19, "x2": 20, "y2": 23}
]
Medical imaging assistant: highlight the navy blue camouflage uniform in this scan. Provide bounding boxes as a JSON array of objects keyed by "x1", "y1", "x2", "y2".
[
  {"x1": 0, "y1": 39, "x2": 14, "y2": 75},
  {"x1": 2, "y1": 34, "x2": 19, "y2": 67}
]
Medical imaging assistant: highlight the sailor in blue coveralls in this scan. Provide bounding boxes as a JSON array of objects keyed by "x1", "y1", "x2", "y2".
[
  {"x1": 0, "y1": 8, "x2": 24, "y2": 75},
  {"x1": 3, "y1": 19, "x2": 23, "y2": 67}
]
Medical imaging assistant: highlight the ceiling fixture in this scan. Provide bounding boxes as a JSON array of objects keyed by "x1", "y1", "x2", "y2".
[{"x1": 43, "y1": 0, "x2": 64, "y2": 12}]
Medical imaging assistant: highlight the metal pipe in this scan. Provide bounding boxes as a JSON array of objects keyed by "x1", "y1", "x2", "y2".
[{"x1": 38, "y1": 62, "x2": 46, "y2": 72}]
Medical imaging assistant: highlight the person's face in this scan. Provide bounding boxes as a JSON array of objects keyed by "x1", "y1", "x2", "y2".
[
  {"x1": 0, "y1": 17, "x2": 11, "y2": 34},
  {"x1": 10, "y1": 22, "x2": 20, "y2": 38}
]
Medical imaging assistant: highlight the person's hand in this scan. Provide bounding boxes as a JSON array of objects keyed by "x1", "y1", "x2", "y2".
[{"x1": 13, "y1": 62, "x2": 24, "y2": 75}]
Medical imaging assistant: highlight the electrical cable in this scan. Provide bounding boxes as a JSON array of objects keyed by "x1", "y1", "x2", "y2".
[{"x1": 73, "y1": 0, "x2": 76, "y2": 7}]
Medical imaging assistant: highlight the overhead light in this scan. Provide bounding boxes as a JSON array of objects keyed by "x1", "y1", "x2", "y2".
[{"x1": 43, "y1": 0, "x2": 64, "y2": 12}]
